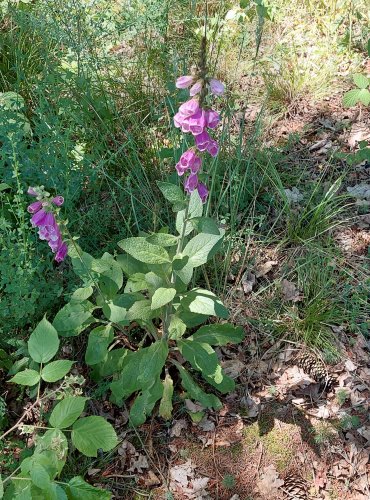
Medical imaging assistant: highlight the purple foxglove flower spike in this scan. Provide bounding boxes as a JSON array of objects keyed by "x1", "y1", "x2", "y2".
[
  {"x1": 205, "y1": 110, "x2": 220, "y2": 129},
  {"x1": 197, "y1": 183, "x2": 209, "y2": 203},
  {"x1": 27, "y1": 201, "x2": 43, "y2": 214},
  {"x1": 55, "y1": 242, "x2": 68, "y2": 263},
  {"x1": 51, "y1": 196, "x2": 64, "y2": 206},
  {"x1": 176, "y1": 75, "x2": 194, "y2": 89},
  {"x1": 187, "y1": 109, "x2": 207, "y2": 136},
  {"x1": 195, "y1": 130, "x2": 211, "y2": 152},
  {"x1": 184, "y1": 173, "x2": 198, "y2": 193},
  {"x1": 209, "y1": 78, "x2": 225, "y2": 96},
  {"x1": 190, "y1": 81, "x2": 202, "y2": 96}
]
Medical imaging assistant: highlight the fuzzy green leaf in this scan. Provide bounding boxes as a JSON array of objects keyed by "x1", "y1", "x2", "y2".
[
  {"x1": 53, "y1": 302, "x2": 95, "y2": 338},
  {"x1": 168, "y1": 315, "x2": 187, "y2": 340},
  {"x1": 177, "y1": 364, "x2": 222, "y2": 410},
  {"x1": 28, "y1": 317, "x2": 59, "y2": 363},
  {"x1": 191, "y1": 324, "x2": 244, "y2": 345},
  {"x1": 118, "y1": 237, "x2": 170, "y2": 264},
  {"x1": 70, "y1": 286, "x2": 94, "y2": 303},
  {"x1": 85, "y1": 325, "x2": 114, "y2": 366},
  {"x1": 146, "y1": 233, "x2": 178, "y2": 247},
  {"x1": 353, "y1": 73, "x2": 369, "y2": 89},
  {"x1": 183, "y1": 231, "x2": 224, "y2": 268},
  {"x1": 151, "y1": 287, "x2": 176, "y2": 309},
  {"x1": 343, "y1": 88, "x2": 370, "y2": 107},
  {"x1": 71, "y1": 416, "x2": 118, "y2": 457},
  {"x1": 49, "y1": 397, "x2": 88, "y2": 429},
  {"x1": 129, "y1": 379, "x2": 163, "y2": 426},
  {"x1": 157, "y1": 181, "x2": 185, "y2": 204},
  {"x1": 178, "y1": 339, "x2": 235, "y2": 393},
  {"x1": 159, "y1": 374, "x2": 174, "y2": 420},
  {"x1": 41, "y1": 360, "x2": 74, "y2": 383},
  {"x1": 9, "y1": 369, "x2": 40, "y2": 386},
  {"x1": 180, "y1": 289, "x2": 229, "y2": 318}
]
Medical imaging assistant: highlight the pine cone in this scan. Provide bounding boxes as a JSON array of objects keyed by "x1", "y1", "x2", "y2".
[
  {"x1": 295, "y1": 351, "x2": 335, "y2": 390},
  {"x1": 282, "y1": 475, "x2": 308, "y2": 499}
]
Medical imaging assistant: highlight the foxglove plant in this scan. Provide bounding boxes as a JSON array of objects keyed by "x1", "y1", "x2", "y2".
[{"x1": 27, "y1": 186, "x2": 68, "y2": 262}]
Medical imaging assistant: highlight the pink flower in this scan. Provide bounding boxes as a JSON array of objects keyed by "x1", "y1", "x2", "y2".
[
  {"x1": 176, "y1": 75, "x2": 194, "y2": 89},
  {"x1": 178, "y1": 99, "x2": 200, "y2": 117},
  {"x1": 176, "y1": 149, "x2": 202, "y2": 176},
  {"x1": 205, "y1": 110, "x2": 220, "y2": 129},
  {"x1": 51, "y1": 196, "x2": 64, "y2": 206},
  {"x1": 31, "y1": 210, "x2": 56, "y2": 228},
  {"x1": 190, "y1": 81, "x2": 202, "y2": 96},
  {"x1": 55, "y1": 242, "x2": 68, "y2": 263},
  {"x1": 195, "y1": 130, "x2": 211, "y2": 152},
  {"x1": 184, "y1": 173, "x2": 198, "y2": 193},
  {"x1": 173, "y1": 111, "x2": 186, "y2": 128},
  {"x1": 27, "y1": 201, "x2": 42, "y2": 214},
  {"x1": 197, "y1": 183, "x2": 209, "y2": 203},
  {"x1": 27, "y1": 187, "x2": 38, "y2": 197},
  {"x1": 186, "y1": 109, "x2": 207, "y2": 135},
  {"x1": 209, "y1": 79, "x2": 225, "y2": 96},
  {"x1": 207, "y1": 139, "x2": 219, "y2": 157}
]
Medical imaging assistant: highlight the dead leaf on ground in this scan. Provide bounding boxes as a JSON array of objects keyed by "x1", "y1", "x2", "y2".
[
  {"x1": 128, "y1": 454, "x2": 149, "y2": 473},
  {"x1": 281, "y1": 279, "x2": 303, "y2": 302},
  {"x1": 170, "y1": 419, "x2": 188, "y2": 437},
  {"x1": 241, "y1": 270, "x2": 256, "y2": 294},
  {"x1": 255, "y1": 260, "x2": 278, "y2": 277},
  {"x1": 222, "y1": 359, "x2": 246, "y2": 379},
  {"x1": 256, "y1": 464, "x2": 284, "y2": 495}
]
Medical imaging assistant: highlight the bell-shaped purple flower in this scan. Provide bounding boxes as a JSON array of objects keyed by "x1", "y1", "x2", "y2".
[
  {"x1": 209, "y1": 78, "x2": 225, "y2": 96},
  {"x1": 187, "y1": 109, "x2": 206, "y2": 135},
  {"x1": 55, "y1": 242, "x2": 68, "y2": 263},
  {"x1": 195, "y1": 130, "x2": 211, "y2": 152},
  {"x1": 205, "y1": 110, "x2": 220, "y2": 129},
  {"x1": 190, "y1": 80, "x2": 202, "y2": 96},
  {"x1": 197, "y1": 183, "x2": 209, "y2": 203},
  {"x1": 207, "y1": 139, "x2": 219, "y2": 157},
  {"x1": 184, "y1": 173, "x2": 199, "y2": 194},
  {"x1": 178, "y1": 99, "x2": 200, "y2": 117},
  {"x1": 51, "y1": 196, "x2": 64, "y2": 206},
  {"x1": 27, "y1": 201, "x2": 43, "y2": 214},
  {"x1": 27, "y1": 187, "x2": 38, "y2": 197},
  {"x1": 176, "y1": 149, "x2": 202, "y2": 176},
  {"x1": 176, "y1": 75, "x2": 194, "y2": 89},
  {"x1": 31, "y1": 210, "x2": 56, "y2": 228}
]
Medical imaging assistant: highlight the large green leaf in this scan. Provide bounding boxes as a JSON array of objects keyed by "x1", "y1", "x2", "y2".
[
  {"x1": 102, "y1": 294, "x2": 137, "y2": 323},
  {"x1": 151, "y1": 287, "x2": 176, "y2": 309},
  {"x1": 129, "y1": 379, "x2": 163, "y2": 426},
  {"x1": 28, "y1": 317, "x2": 59, "y2": 363},
  {"x1": 191, "y1": 324, "x2": 244, "y2": 345},
  {"x1": 176, "y1": 189, "x2": 203, "y2": 236},
  {"x1": 178, "y1": 339, "x2": 235, "y2": 393},
  {"x1": 353, "y1": 73, "x2": 369, "y2": 89},
  {"x1": 85, "y1": 325, "x2": 114, "y2": 366},
  {"x1": 124, "y1": 273, "x2": 147, "y2": 293},
  {"x1": 180, "y1": 289, "x2": 229, "y2": 318},
  {"x1": 176, "y1": 364, "x2": 222, "y2": 410},
  {"x1": 343, "y1": 88, "x2": 370, "y2": 107},
  {"x1": 34, "y1": 430, "x2": 68, "y2": 474},
  {"x1": 146, "y1": 233, "x2": 178, "y2": 247},
  {"x1": 9, "y1": 369, "x2": 40, "y2": 386},
  {"x1": 71, "y1": 416, "x2": 118, "y2": 457},
  {"x1": 69, "y1": 247, "x2": 99, "y2": 286},
  {"x1": 116, "y1": 254, "x2": 149, "y2": 277},
  {"x1": 92, "y1": 348, "x2": 128, "y2": 379},
  {"x1": 70, "y1": 287, "x2": 94, "y2": 303},
  {"x1": 110, "y1": 341, "x2": 168, "y2": 404},
  {"x1": 92, "y1": 253, "x2": 123, "y2": 298},
  {"x1": 168, "y1": 315, "x2": 187, "y2": 340},
  {"x1": 157, "y1": 181, "x2": 185, "y2": 204},
  {"x1": 49, "y1": 397, "x2": 88, "y2": 429},
  {"x1": 183, "y1": 231, "x2": 224, "y2": 268},
  {"x1": 66, "y1": 477, "x2": 111, "y2": 500},
  {"x1": 118, "y1": 237, "x2": 170, "y2": 264},
  {"x1": 41, "y1": 360, "x2": 74, "y2": 383},
  {"x1": 126, "y1": 299, "x2": 154, "y2": 321},
  {"x1": 53, "y1": 302, "x2": 95, "y2": 337}
]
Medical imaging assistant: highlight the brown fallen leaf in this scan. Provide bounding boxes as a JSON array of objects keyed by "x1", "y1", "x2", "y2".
[
  {"x1": 143, "y1": 470, "x2": 161, "y2": 487},
  {"x1": 255, "y1": 260, "x2": 278, "y2": 278},
  {"x1": 170, "y1": 419, "x2": 188, "y2": 438},
  {"x1": 281, "y1": 279, "x2": 303, "y2": 302},
  {"x1": 257, "y1": 464, "x2": 284, "y2": 495},
  {"x1": 241, "y1": 270, "x2": 256, "y2": 294},
  {"x1": 222, "y1": 359, "x2": 246, "y2": 379}
]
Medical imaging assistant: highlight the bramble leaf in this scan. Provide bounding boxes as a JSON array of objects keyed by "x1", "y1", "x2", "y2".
[
  {"x1": 71, "y1": 416, "x2": 118, "y2": 457},
  {"x1": 66, "y1": 476, "x2": 111, "y2": 499},
  {"x1": 28, "y1": 317, "x2": 59, "y2": 363},
  {"x1": 9, "y1": 369, "x2": 40, "y2": 386},
  {"x1": 41, "y1": 360, "x2": 74, "y2": 382},
  {"x1": 49, "y1": 397, "x2": 88, "y2": 429}
]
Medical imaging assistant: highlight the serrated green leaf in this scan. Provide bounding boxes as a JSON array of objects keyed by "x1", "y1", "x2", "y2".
[
  {"x1": 30, "y1": 463, "x2": 51, "y2": 490},
  {"x1": 129, "y1": 379, "x2": 163, "y2": 426},
  {"x1": 157, "y1": 181, "x2": 184, "y2": 204},
  {"x1": 126, "y1": 299, "x2": 154, "y2": 321},
  {"x1": 178, "y1": 339, "x2": 235, "y2": 393},
  {"x1": 41, "y1": 360, "x2": 74, "y2": 383},
  {"x1": 343, "y1": 88, "x2": 363, "y2": 107},
  {"x1": 53, "y1": 302, "x2": 95, "y2": 338},
  {"x1": 9, "y1": 369, "x2": 40, "y2": 386},
  {"x1": 93, "y1": 252, "x2": 123, "y2": 298},
  {"x1": 159, "y1": 374, "x2": 174, "y2": 420},
  {"x1": 353, "y1": 73, "x2": 369, "y2": 89},
  {"x1": 176, "y1": 364, "x2": 222, "y2": 410},
  {"x1": 28, "y1": 317, "x2": 59, "y2": 363},
  {"x1": 151, "y1": 287, "x2": 176, "y2": 309},
  {"x1": 49, "y1": 397, "x2": 88, "y2": 429},
  {"x1": 118, "y1": 237, "x2": 170, "y2": 264},
  {"x1": 183, "y1": 231, "x2": 224, "y2": 268},
  {"x1": 66, "y1": 476, "x2": 111, "y2": 500},
  {"x1": 116, "y1": 254, "x2": 149, "y2": 277},
  {"x1": 168, "y1": 315, "x2": 187, "y2": 339},
  {"x1": 358, "y1": 88, "x2": 370, "y2": 106},
  {"x1": 85, "y1": 325, "x2": 114, "y2": 366},
  {"x1": 71, "y1": 416, "x2": 118, "y2": 457},
  {"x1": 124, "y1": 273, "x2": 147, "y2": 293},
  {"x1": 102, "y1": 294, "x2": 137, "y2": 324},
  {"x1": 70, "y1": 287, "x2": 94, "y2": 303},
  {"x1": 34, "y1": 430, "x2": 68, "y2": 474},
  {"x1": 191, "y1": 324, "x2": 244, "y2": 345}
]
